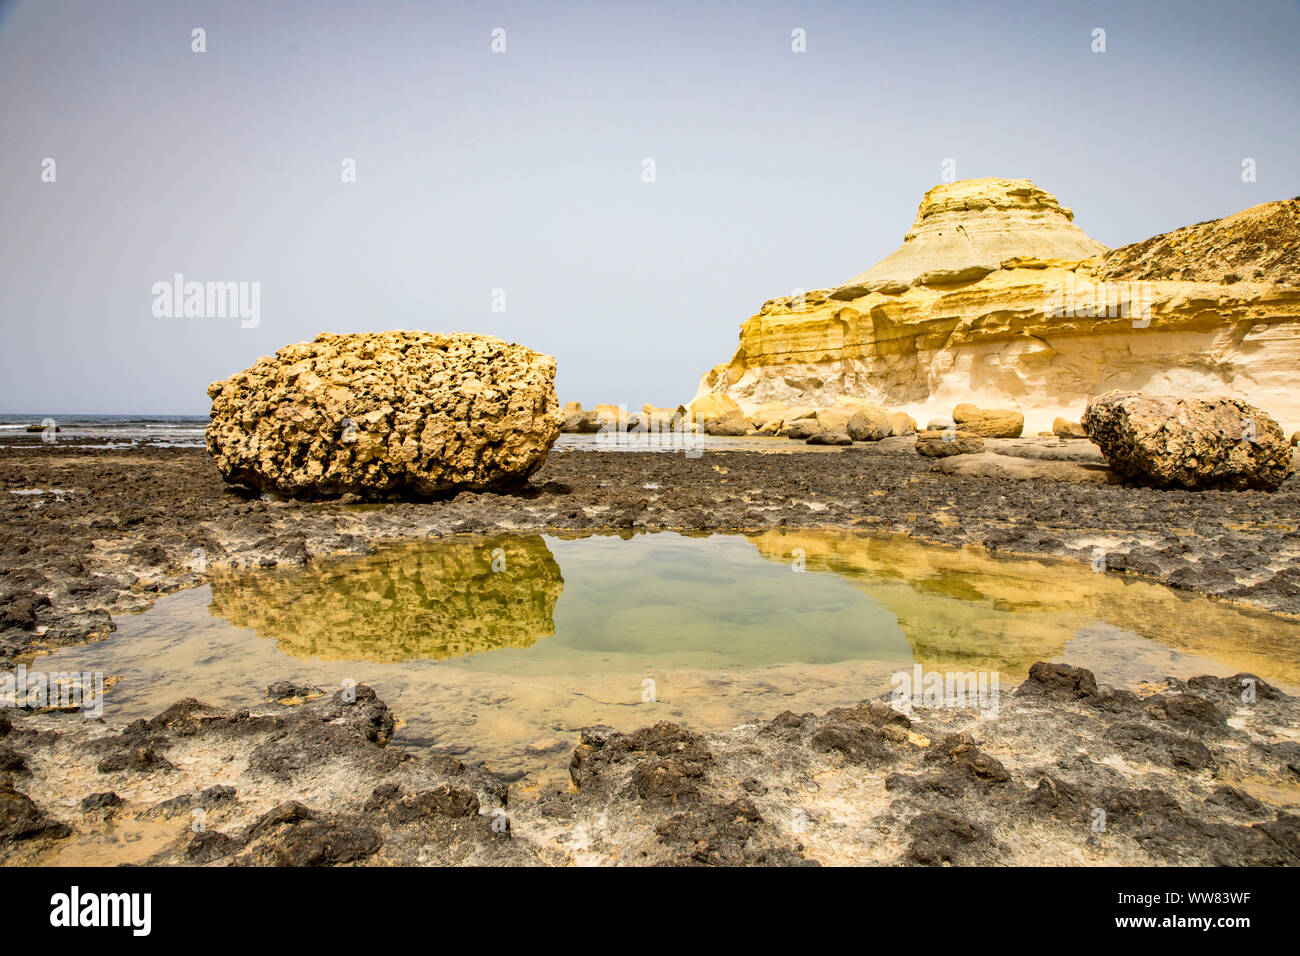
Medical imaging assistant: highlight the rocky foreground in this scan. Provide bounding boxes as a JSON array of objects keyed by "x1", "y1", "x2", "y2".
[
  {"x1": 1, "y1": 439, "x2": 1299, "y2": 864},
  {"x1": 3, "y1": 662, "x2": 1297, "y2": 866}
]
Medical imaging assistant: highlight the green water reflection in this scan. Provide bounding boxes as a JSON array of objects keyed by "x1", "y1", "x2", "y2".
[
  {"x1": 205, "y1": 530, "x2": 1300, "y2": 689},
  {"x1": 208, "y1": 533, "x2": 914, "y2": 671}
]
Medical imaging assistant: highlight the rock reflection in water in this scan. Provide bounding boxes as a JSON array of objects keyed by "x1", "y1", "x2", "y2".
[
  {"x1": 748, "y1": 530, "x2": 1300, "y2": 688},
  {"x1": 208, "y1": 531, "x2": 911, "y2": 671},
  {"x1": 208, "y1": 535, "x2": 564, "y2": 662},
  {"x1": 34, "y1": 530, "x2": 1300, "y2": 791}
]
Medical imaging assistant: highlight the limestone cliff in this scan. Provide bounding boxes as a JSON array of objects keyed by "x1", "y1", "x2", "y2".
[{"x1": 692, "y1": 180, "x2": 1300, "y2": 433}]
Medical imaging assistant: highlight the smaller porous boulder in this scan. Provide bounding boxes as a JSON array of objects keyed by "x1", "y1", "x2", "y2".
[
  {"x1": 915, "y1": 430, "x2": 985, "y2": 458},
  {"x1": 1052, "y1": 417, "x2": 1087, "y2": 439},
  {"x1": 1081, "y1": 390, "x2": 1293, "y2": 491},
  {"x1": 206, "y1": 331, "x2": 561, "y2": 498},
  {"x1": 952, "y1": 403, "x2": 1024, "y2": 438}
]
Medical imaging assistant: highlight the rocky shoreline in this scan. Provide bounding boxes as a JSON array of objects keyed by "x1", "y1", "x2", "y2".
[
  {"x1": 2, "y1": 438, "x2": 1299, "y2": 865},
  {"x1": 3, "y1": 660, "x2": 1297, "y2": 866}
]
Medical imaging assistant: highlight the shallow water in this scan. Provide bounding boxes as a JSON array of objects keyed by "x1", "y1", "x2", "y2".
[{"x1": 32, "y1": 531, "x2": 1300, "y2": 789}]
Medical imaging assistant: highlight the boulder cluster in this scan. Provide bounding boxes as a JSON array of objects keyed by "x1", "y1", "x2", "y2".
[
  {"x1": 911, "y1": 391, "x2": 1293, "y2": 491},
  {"x1": 564, "y1": 388, "x2": 1296, "y2": 495},
  {"x1": 561, "y1": 402, "x2": 693, "y2": 435},
  {"x1": 562, "y1": 394, "x2": 919, "y2": 445}
]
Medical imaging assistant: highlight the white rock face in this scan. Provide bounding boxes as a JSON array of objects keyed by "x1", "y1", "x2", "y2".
[{"x1": 837, "y1": 178, "x2": 1107, "y2": 294}]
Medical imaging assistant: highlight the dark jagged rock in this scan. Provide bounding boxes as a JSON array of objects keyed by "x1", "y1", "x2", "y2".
[{"x1": 1018, "y1": 661, "x2": 1099, "y2": 700}]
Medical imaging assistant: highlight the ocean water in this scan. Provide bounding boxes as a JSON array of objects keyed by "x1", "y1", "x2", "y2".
[
  {"x1": 0, "y1": 414, "x2": 207, "y2": 448},
  {"x1": 0, "y1": 416, "x2": 822, "y2": 453}
]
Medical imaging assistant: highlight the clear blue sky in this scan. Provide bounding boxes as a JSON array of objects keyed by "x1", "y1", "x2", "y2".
[{"x1": 2, "y1": 0, "x2": 1297, "y2": 414}]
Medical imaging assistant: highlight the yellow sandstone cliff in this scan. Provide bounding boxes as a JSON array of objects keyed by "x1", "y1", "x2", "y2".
[{"x1": 691, "y1": 179, "x2": 1300, "y2": 433}]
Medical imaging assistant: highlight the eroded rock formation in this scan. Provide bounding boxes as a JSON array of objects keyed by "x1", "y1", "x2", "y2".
[{"x1": 692, "y1": 180, "x2": 1300, "y2": 434}]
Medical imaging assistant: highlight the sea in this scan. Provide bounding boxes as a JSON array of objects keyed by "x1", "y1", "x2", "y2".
[
  {"x1": 0, "y1": 415, "x2": 208, "y2": 449},
  {"x1": 0, "y1": 415, "x2": 824, "y2": 453}
]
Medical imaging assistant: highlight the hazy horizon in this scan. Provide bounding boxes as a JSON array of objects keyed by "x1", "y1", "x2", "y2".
[{"x1": 3, "y1": 0, "x2": 1298, "y2": 415}]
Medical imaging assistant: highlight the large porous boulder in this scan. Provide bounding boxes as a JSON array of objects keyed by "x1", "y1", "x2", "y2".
[
  {"x1": 206, "y1": 331, "x2": 561, "y2": 498},
  {"x1": 952, "y1": 403, "x2": 1024, "y2": 438},
  {"x1": 1081, "y1": 391, "x2": 1293, "y2": 491}
]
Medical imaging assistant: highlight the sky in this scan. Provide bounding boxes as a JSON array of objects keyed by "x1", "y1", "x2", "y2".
[{"x1": 1, "y1": 0, "x2": 1297, "y2": 415}]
